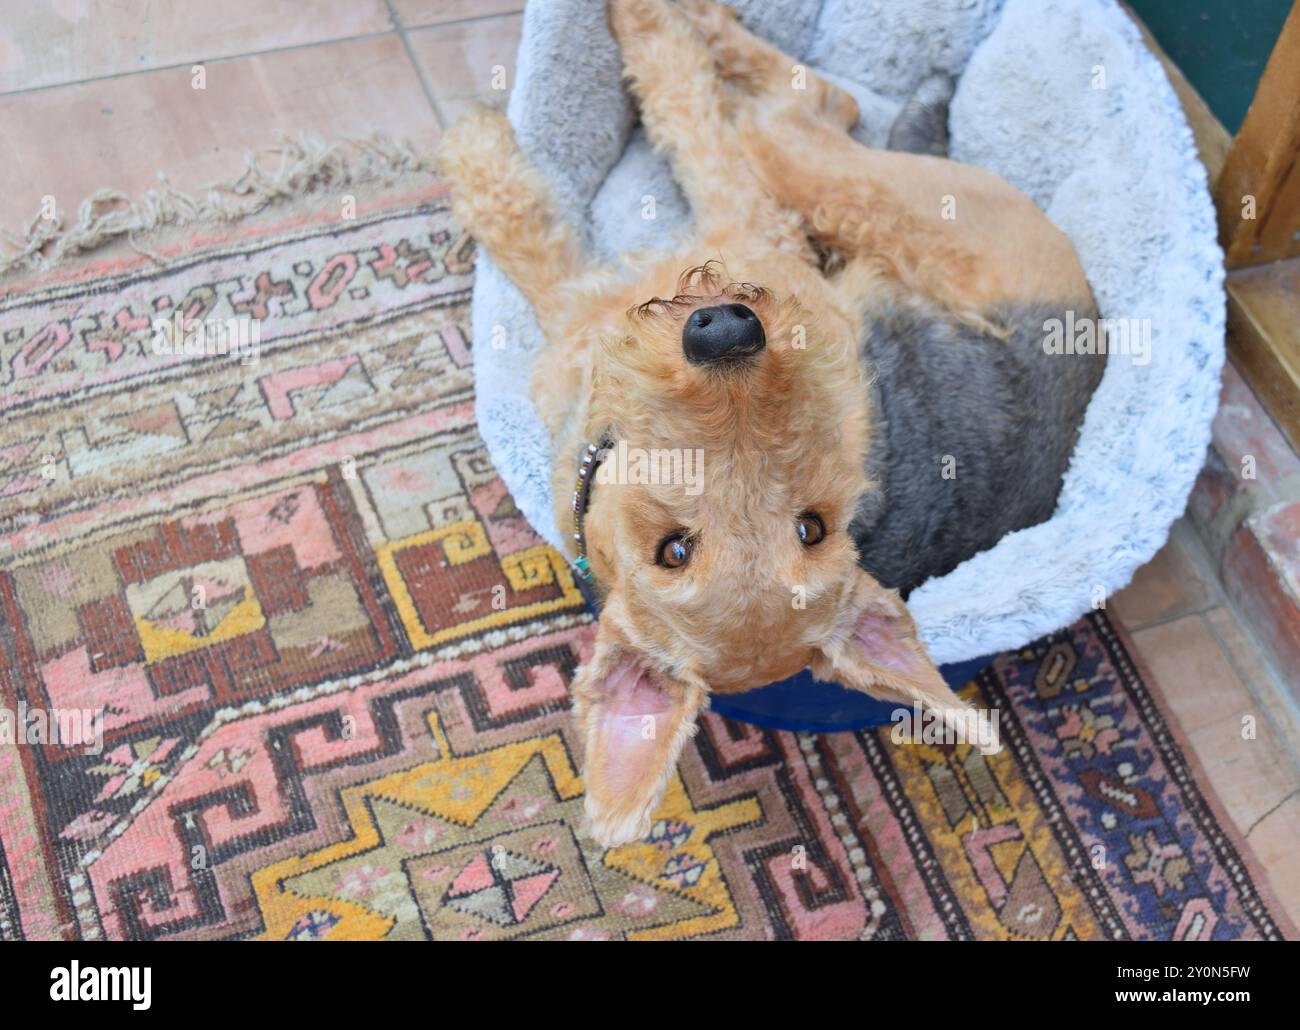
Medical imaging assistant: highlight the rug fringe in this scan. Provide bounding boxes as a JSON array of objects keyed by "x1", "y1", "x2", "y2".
[{"x1": 0, "y1": 133, "x2": 435, "y2": 278}]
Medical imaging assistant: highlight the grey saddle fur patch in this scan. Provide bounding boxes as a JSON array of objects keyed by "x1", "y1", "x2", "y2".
[
  {"x1": 848, "y1": 72, "x2": 1106, "y2": 595},
  {"x1": 851, "y1": 302, "x2": 1106, "y2": 595}
]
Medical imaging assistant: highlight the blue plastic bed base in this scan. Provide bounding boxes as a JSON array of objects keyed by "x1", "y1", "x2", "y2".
[{"x1": 707, "y1": 655, "x2": 996, "y2": 733}]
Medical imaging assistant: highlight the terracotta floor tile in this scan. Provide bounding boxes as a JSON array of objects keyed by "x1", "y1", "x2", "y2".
[
  {"x1": 393, "y1": 0, "x2": 526, "y2": 29},
  {"x1": 1205, "y1": 606, "x2": 1300, "y2": 758},
  {"x1": 1131, "y1": 611, "x2": 1300, "y2": 835},
  {"x1": 1110, "y1": 522, "x2": 1215, "y2": 629},
  {"x1": 407, "y1": 13, "x2": 523, "y2": 126},
  {"x1": 0, "y1": 1, "x2": 393, "y2": 95},
  {"x1": 0, "y1": 35, "x2": 439, "y2": 241},
  {"x1": 1186, "y1": 709, "x2": 1300, "y2": 832},
  {"x1": 1131, "y1": 613, "x2": 1255, "y2": 735},
  {"x1": 1244, "y1": 793, "x2": 1300, "y2": 930}
]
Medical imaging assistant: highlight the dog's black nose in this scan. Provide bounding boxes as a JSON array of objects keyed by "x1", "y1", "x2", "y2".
[{"x1": 682, "y1": 304, "x2": 765, "y2": 365}]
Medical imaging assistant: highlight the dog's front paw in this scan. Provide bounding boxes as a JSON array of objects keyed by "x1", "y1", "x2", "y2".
[
  {"x1": 607, "y1": 0, "x2": 671, "y2": 40},
  {"x1": 677, "y1": 0, "x2": 738, "y2": 42},
  {"x1": 436, "y1": 106, "x2": 514, "y2": 187}
]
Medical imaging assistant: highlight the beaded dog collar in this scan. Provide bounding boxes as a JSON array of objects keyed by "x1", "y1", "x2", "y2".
[{"x1": 571, "y1": 434, "x2": 614, "y2": 583}]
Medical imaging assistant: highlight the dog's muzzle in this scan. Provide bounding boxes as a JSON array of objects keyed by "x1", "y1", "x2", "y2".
[{"x1": 682, "y1": 303, "x2": 765, "y2": 365}]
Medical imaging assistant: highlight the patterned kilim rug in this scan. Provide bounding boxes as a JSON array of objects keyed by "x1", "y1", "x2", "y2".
[{"x1": 0, "y1": 176, "x2": 1290, "y2": 941}]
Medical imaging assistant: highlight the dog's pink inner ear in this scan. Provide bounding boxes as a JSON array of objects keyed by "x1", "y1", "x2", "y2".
[
  {"x1": 852, "y1": 614, "x2": 928, "y2": 677},
  {"x1": 812, "y1": 587, "x2": 963, "y2": 714},
  {"x1": 592, "y1": 662, "x2": 679, "y2": 797}
]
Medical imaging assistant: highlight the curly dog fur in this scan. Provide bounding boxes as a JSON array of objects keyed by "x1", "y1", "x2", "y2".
[{"x1": 439, "y1": 0, "x2": 1100, "y2": 847}]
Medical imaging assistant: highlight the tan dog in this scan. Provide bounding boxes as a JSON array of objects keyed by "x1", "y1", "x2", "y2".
[{"x1": 439, "y1": 0, "x2": 1097, "y2": 848}]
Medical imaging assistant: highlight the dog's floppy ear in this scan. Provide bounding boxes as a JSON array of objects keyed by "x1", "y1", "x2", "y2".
[
  {"x1": 572, "y1": 623, "x2": 707, "y2": 850},
  {"x1": 811, "y1": 569, "x2": 970, "y2": 717}
]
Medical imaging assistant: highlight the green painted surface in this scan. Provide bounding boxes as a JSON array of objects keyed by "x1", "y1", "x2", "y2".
[{"x1": 1127, "y1": 0, "x2": 1292, "y2": 133}]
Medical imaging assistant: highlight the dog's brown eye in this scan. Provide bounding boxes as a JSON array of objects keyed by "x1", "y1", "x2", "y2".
[
  {"x1": 656, "y1": 533, "x2": 693, "y2": 569},
  {"x1": 796, "y1": 513, "x2": 826, "y2": 546}
]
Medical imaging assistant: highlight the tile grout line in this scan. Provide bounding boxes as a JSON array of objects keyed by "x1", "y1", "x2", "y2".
[
  {"x1": 1112, "y1": 519, "x2": 1224, "y2": 632},
  {"x1": 0, "y1": 5, "x2": 526, "y2": 102},
  {"x1": 1175, "y1": 514, "x2": 1300, "y2": 763},
  {"x1": 1117, "y1": 600, "x2": 1219, "y2": 633},
  {"x1": 1116, "y1": 520, "x2": 1300, "y2": 782},
  {"x1": 1200, "y1": 608, "x2": 1300, "y2": 774},
  {"x1": 0, "y1": 7, "x2": 523, "y2": 151},
  {"x1": 402, "y1": 8, "x2": 527, "y2": 34},
  {"x1": 385, "y1": 0, "x2": 449, "y2": 132},
  {"x1": 0, "y1": 29, "x2": 400, "y2": 99}
]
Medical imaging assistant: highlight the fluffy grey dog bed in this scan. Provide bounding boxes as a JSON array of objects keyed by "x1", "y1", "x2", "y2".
[{"x1": 471, "y1": 0, "x2": 1224, "y2": 664}]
